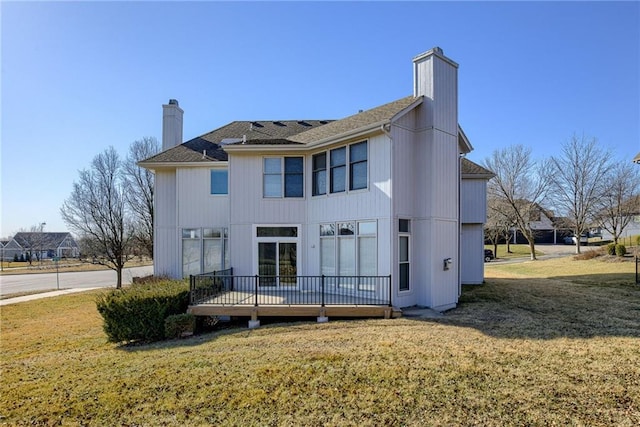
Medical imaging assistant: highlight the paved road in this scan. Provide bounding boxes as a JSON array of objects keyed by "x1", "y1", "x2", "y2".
[{"x1": 0, "y1": 266, "x2": 154, "y2": 296}]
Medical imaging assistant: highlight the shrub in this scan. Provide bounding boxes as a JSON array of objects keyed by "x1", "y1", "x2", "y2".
[
  {"x1": 615, "y1": 244, "x2": 626, "y2": 257},
  {"x1": 164, "y1": 313, "x2": 196, "y2": 339},
  {"x1": 573, "y1": 249, "x2": 602, "y2": 260},
  {"x1": 96, "y1": 279, "x2": 189, "y2": 343},
  {"x1": 606, "y1": 243, "x2": 616, "y2": 256}
]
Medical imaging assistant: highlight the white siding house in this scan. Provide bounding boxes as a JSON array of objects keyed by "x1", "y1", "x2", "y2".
[{"x1": 140, "y1": 47, "x2": 493, "y2": 312}]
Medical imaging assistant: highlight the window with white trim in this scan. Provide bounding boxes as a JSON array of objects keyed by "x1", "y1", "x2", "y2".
[
  {"x1": 210, "y1": 169, "x2": 228, "y2": 195},
  {"x1": 399, "y1": 219, "x2": 410, "y2": 291},
  {"x1": 182, "y1": 227, "x2": 229, "y2": 277},
  {"x1": 263, "y1": 157, "x2": 304, "y2": 198},
  {"x1": 320, "y1": 220, "x2": 377, "y2": 288}
]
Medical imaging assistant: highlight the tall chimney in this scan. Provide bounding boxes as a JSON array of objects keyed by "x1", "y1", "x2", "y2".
[
  {"x1": 162, "y1": 99, "x2": 184, "y2": 150},
  {"x1": 412, "y1": 47, "x2": 458, "y2": 136}
]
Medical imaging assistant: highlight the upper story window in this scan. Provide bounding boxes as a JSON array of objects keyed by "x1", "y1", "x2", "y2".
[
  {"x1": 312, "y1": 153, "x2": 327, "y2": 196},
  {"x1": 210, "y1": 170, "x2": 228, "y2": 195},
  {"x1": 263, "y1": 157, "x2": 304, "y2": 198},
  {"x1": 312, "y1": 141, "x2": 368, "y2": 196}
]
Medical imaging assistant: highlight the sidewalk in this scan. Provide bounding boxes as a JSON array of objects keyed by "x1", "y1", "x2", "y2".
[{"x1": 0, "y1": 287, "x2": 103, "y2": 306}]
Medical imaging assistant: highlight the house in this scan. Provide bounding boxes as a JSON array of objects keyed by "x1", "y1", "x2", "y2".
[
  {"x1": 507, "y1": 204, "x2": 572, "y2": 245},
  {"x1": 634, "y1": 152, "x2": 640, "y2": 164},
  {"x1": 7, "y1": 232, "x2": 79, "y2": 260},
  {"x1": 140, "y1": 47, "x2": 492, "y2": 314}
]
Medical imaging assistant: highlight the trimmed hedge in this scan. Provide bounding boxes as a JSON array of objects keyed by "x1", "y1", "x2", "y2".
[
  {"x1": 96, "y1": 279, "x2": 190, "y2": 343},
  {"x1": 615, "y1": 244, "x2": 626, "y2": 257},
  {"x1": 606, "y1": 243, "x2": 617, "y2": 256},
  {"x1": 164, "y1": 313, "x2": 196, "y2": 339}
]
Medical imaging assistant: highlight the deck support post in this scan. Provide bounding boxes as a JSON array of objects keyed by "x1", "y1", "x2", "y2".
[
  {"x1": 317, "y1": 308, "x2": 328, "y2": 323},
  {"x1": 249, "y1": 308, "x2": 260, "y2": 328}
]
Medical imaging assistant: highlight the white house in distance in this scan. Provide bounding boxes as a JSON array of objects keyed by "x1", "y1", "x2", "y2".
[{"x1": 140, "y1": 47, "x2": 493, "y2": 312}]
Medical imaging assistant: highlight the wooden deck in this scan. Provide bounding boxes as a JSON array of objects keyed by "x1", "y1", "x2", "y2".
[{"x1": 188, "y1": 290, "x2": 402, "y2": 320}]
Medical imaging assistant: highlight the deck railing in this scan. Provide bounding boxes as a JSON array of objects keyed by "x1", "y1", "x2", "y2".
[{"x1": 190, "y1": 271, "x2": 392, "y2": 307}]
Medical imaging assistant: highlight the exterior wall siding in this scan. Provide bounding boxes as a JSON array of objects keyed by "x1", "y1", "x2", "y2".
[
  {"x1": 176, "y1": 167, "x2": 229, "y2": 228},
  {"x1": 154, "y1": 170, "x2": 179, "y2": 278},
  {"x1": 461, "y1": 224, "x2": 484, "y2": 285},
  {"x1": 461, "y1": 179, "x2": 488, "y2": 223}
]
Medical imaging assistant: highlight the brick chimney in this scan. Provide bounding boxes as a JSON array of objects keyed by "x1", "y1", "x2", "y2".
[{"x1": 162, "y1": 99, "x2": 183, "y2": 150}]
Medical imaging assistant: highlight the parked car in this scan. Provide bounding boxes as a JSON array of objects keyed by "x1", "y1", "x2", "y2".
[
  {"x1": 563, "y1": 234, "x2": 588, "y2": 245},
  {"x1": 484, "y1": 249, "x2": 494, "y2": 262}
]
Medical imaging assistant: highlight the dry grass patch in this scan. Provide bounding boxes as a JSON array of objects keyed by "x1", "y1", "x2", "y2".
[{"x1": 1, "y1": 261, "x2": 639, "y2": 426}]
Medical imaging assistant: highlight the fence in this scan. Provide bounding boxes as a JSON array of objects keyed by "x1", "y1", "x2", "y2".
[{"x1": 190, "y1": 271, "x2": 392, "y2": 307}]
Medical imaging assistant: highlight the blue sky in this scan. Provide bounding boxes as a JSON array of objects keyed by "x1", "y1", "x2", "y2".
[{"x1": 2, "y1": 1, "x2": 639, "y2": 236}]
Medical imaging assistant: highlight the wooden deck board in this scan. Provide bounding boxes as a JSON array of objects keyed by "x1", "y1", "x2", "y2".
[{"x1": 188, "y1": 290, "x2": 401, "y2": 319}]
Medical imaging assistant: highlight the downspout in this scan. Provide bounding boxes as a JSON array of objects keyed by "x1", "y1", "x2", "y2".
[
  {"x1": 458, "y1": 153, "x2": 464, "y2": 297},
  {"x1": 381, "y1": 123, "x2": 394, "y2": 306}
]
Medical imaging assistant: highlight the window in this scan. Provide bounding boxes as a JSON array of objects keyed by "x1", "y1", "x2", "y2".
[
  {"x1": 210, "y1": 170, "x2": 228, "y2": 195},
  {"x1": 399, "y1": 219, "x2": 410, "y2": 291},
  {"x1": 182, "y1": 227, "x2": 229, "y2": 277},
  {"x1": 263, "y1": 157, "x2": 304, "y2": 198},
  {"x1": 312, "y1": 153, "x2": 327, "y2": 196},
  {"x1": 349, "y1": 142, "x2": 368, "y2": 190},
  {"x1": 314, "y1": 141, "x2": 368, "y2": 196},
  {"x1": 263, "y1": 158, "x2": 282, "y2": 198},
  {"x1": 257, "y1": 227, "x2": 298, "y2": 237},
  {"x1": 320, "y1": 220, "x2": 377, "y2": 290},
  {"x1": 284, "y1": 157, "x2": 303, "y2": 197},
  {"x1": 330, "y1": 147, "x2": 346, "y2": 193}
]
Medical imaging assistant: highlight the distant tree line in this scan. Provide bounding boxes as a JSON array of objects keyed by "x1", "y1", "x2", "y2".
[
  {"x1": 484, "y1": 134, "x2": 640, "y2": 259},
  {"x1": 60, "y1": 137, "x2": 159, "y2": 288}
]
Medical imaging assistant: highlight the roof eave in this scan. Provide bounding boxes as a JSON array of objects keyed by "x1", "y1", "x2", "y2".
[
  {"x1": 458, "y1": 125, "x2": 473, "y2": 154},
  {"x1": 138, "y1": 160, "x2": 227, "y2": 170}
]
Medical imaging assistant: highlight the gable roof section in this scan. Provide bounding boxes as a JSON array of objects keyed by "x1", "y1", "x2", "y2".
[
  {"x1": 634, "y1": 152, "x2": 640, "y2": 164},
  {"x1": 288, "y1": 96, "x2": 419, "y2": 145},
  {"x1": 140, "y1": 120, "x2": 331, "y2": 165},
  {"x1": 461, "y1": 158, "x2": 494, "y2": 179}
]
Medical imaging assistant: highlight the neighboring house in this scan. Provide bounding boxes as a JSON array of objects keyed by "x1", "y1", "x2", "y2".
[
  {"x1": 634, "y1": 152, "x2": 640, "y2": 164},
  {"x1": 509, "y1": 204, "x2": 572, "y2": 244},
  {"x1": 9, "y1": 232, "x2": 79, "y2": 260},
  {"x1": 140, "y1": 47, "x2": 492, "y2": 311}
]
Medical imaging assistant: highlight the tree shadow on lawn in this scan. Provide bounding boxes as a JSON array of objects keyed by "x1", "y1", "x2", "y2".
[{"x1": 434, "y1": 275, "x2": 640, "y2": 340}]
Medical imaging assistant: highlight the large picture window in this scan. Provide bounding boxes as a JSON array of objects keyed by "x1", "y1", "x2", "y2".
[
  {"x1": 319, "y1": 220, "x2": 377, "y2": 290},
  {"x1": 182, "y1": 227, "x2": 229, "y2": 277},
  {"x1": 263, "y1": 157, "x2": 304, "y2": 198},
  {"x1": 313, "y1": 141, "x2": 368, "y2": 196}
]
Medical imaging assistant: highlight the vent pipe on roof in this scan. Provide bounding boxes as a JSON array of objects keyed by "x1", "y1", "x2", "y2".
[{"x1": 242, "y1": 135, "x2": 246, "y2": 144}]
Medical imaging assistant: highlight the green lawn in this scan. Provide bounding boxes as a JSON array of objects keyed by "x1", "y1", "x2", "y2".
[
  {"x1": 484, "y1": 243, "x2": 545, "y2": 259},
  {"x1": 1, "y1": 255, "x2": 639, "y2": 426}
]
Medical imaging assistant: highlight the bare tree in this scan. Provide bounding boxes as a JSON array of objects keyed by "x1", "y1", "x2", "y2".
[
  {"x1": 485, "y1": 196, "x2": 516, "y2": 257},
  {"x1": 548, "y1": 135, "x2": 613, "y2": 254},
  {"x1": 595, "y1": 162, "x2": 640, "y2": 244},
  {"x1": 122, "y1": 137, "x2": 159, "y2": 259},
  {"x1": 483, "y1": 145, "x2": 551, "y2": 260},
  {"x1": 61, "y1": 147, "x2": 134, "y2": 288}
]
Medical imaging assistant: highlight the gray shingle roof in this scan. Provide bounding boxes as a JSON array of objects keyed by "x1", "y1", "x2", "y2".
[
  {"x1": 140, "y1": 96, "x2": 422, "y2": 165},
  {"x1": 289, "y1": 96, "x2": 418, "y2": 144},
  {"x1": 141, "y1": 120, "x2": 332, "y2": 164},
  {"x1": 461, "y1": 158, "x2": 494, "y2": 178}
]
